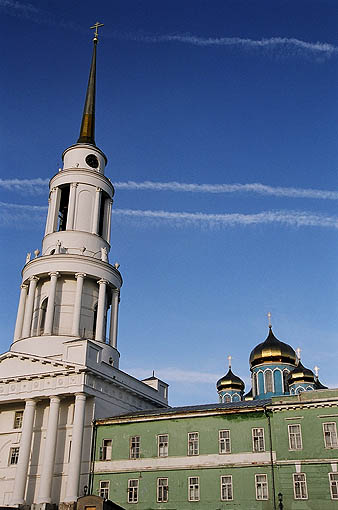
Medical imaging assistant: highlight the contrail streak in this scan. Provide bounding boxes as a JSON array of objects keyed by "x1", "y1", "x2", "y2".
[{"x1": 1, "y1": 178, "x2": 338, "y2": 201}]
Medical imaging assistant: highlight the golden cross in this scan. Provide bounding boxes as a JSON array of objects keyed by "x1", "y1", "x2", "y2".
[
  {"x1": 227, "y1": 355, "x2": 232, "y2": 368},
  {"x1": 90, "y1": 21, "x2": 104, "y2": 42},
  {"x1": 314, "y1": 365, "x2": 319, "y2": 377},
  {"x1": 267, "y1": 312, "x2": 272, "y2": 328},
  {"x1": 296, "y1": 347, "x2": 301, "y2": 360}
]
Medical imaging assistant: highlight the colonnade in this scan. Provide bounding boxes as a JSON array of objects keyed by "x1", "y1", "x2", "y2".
[
  {"x1": 10, "y1": 393, "x2": 87, "y2": 506},
  {"x1": 13, "y1": 273, "x2": 120, "y2": 347},
  {"x1": 44, "y1": 184, "x2": 113, "y2": 238}
]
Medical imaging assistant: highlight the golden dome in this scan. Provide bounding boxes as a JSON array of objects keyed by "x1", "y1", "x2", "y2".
[
  {"x1": 249, "y1": 326, "x2": 297, "y2": 368},
  {"x1": 216, "y1": 368, "x2": 245, "y2": 392},
  {"x1": 288, "y1": 362, "x2": 314, "y2": 385}
]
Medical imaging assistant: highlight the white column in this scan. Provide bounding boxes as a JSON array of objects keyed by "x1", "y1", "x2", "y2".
[
  {"x1": 64, "y1": 393, "x2": 86, "y2": 503},
  {"x1": 106, "y1": 198, "x2": 113, "y2": 243},
  {"x1": 66, "y1": 183, "x2": 78, "y2": 230},
  {"x1": 95, "y1": 279, "x2": 108, "y2": 342},
  {"x1": 44, "y1": 272, "x2": 59, "y2": 335},
  {"x1": 91, "y1": 187, "x2": 101, "y2": 234},
  {"x1": 21, "y1": 276, "x2": 39, "y2": 338},
  {"x1": 72, "y1": 273, "x2": 86, "y2": 336},
  {"x1": 44, "y1": 196, "x2": 52, "y2": 236},
  {"x1": 109, "y1": 288, "x2": 120, "y2": 349},
  {"x1": 13, "y1": 283, "x2": 28, "y2": 341},
  {"x1": 10, "y1": 399, "x2": 37, "y2": 505},
  {"x1": 37, "y1": 396, "x2": 61, "y2": 504}
]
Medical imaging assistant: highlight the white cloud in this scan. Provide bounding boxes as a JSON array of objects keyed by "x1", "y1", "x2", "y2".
[
  {"x1": 130, "y1": 33, "x2": 337, "y2": 59},
  {"x1": 126, "y1": 367, "x2": 220, "y2": 384},
  {"x1": 112, "y1": 207, "x2": 338, "y2": 230},
  {"x1": 0, "y1": 178, "x2": 49, "y2": 194}
]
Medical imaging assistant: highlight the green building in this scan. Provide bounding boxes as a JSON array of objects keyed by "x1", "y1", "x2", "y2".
[{"x1": 91, "y1": 326, "x2": 338, "y2": 509}]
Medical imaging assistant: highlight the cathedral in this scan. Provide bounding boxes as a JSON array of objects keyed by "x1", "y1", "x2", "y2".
[{"x1": 1, "y1": 24, "x2": 337, "y2": 510}]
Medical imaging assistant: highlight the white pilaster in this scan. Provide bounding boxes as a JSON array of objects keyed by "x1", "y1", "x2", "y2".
[
  {"x1": 37, "y1": 396, "x2": 61, "y2": 504},
  {"x1": 106, "y1": 198, "x2": 113, "y2": 243},
  {"x1": 66, "y1": 182, "x2": 78, "y2": 230},
  {"x1": 72, "y1": 273, "x2": 86, "y2": 336},
  {"x1": 91, "y1": 187, "x2": 101, "y2": 234},
  {"x1": 44, "y1": 272, "x2": 59, "y2": 335},
  {"x1": 13, "y1": 283, "x2": 28, "y2": 341},
  {"x1": 21, "y1": 276, "x2": 39, "y2": 338},
  {"x1": 10, "y1": 399, "x2": 37, "y2": 505},
  {"x1": 95, "y1": 279, "x2": 108, "y2": 342},
  {"x1": 109, "y1": 288, "x2": 120, "y2": 349},
  {"x1": 46, "y1": 187, "x2": 61, "y2": 234},
  {"x1": 64, "y1": 393, "x2": 86, "y2": 503},
  {"x1": 44, "y1": 196, "x2": 52, "y2": 236}
]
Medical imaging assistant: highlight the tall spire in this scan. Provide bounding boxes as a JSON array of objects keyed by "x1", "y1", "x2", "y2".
[{"x1": 77, "y1": 22, "x2": 104, "y2": 145}]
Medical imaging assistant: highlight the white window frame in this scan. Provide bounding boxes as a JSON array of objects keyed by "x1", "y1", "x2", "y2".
[
  {"x1": 323, "y1": 422, "x2": 338, "y2": 448},
  {"x1": 219, "y1": 430, "x2": 231, "y2": 454},
  {"x1": 99, "y1": 480, "x2": 110, "y2": 499},
  {"x1": 264, "y1": 369, "x2": 274, "y2": 393},
  {"x1": 157, "y1": 434, "x2": 169, "y2": 457},
  {"x1": 13, "y1": 410, "x2": 23, "y2": 430},
  {"x1": 130, "y1": 436, "x2": 140, "y2": 459},
  {"x1": 252, "y1": 428, "x2": 265, "y2": 452},
  {"x1": 99, "y1": 439, "x2": 112, "y2": 460},
  {"x1": 9, "y1": 446, "x2": 20, "y2": 465},
  {"x1": 288, "y1": 424, "x2": 302, "y2": 450},
  {"x1": 128, "y1": 479, "x2": 139, "y2": 503},
  {"x1": 157, "y1": 477, "x2": 169, "y2": 503},
  {"x1": 220, "y1": 475, "x2": 233, "y2": 501},
  {"x1": 255, "y1": 474, "x2": 268, "y2": 500},
  {"x1": 188, "y1": 432, "x2": 199, "y2": 456},
  {"x1": 329, "y1": 473, "x2": 338, "y2": 500},
  {"x1": 293, "y1": 473, "x2": 308, "y2": 500},
  {"x1": 188, "y1": 476, "x2": 200, "y2": 501}
]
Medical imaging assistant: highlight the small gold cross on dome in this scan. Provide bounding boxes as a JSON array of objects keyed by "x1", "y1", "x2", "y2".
[
  {"x1": 90, "y1": 21, "x2": 104, "y2": 42},
  {"x1": 267, "y1": 312, "x2": 272, "y2": 328},
  {"x1": 314, "y1": 365, "x2": 319, "y2": 377},
  {"x1": 227, "y1": 355, "x2": 232, "y2": 368},
  {"x1": 296, "y1": 347, "x2": 301, "y2": 360}
]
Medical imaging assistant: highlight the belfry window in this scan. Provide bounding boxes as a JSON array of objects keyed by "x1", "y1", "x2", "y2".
[
  {"x1": 98, "y1": 193, "x2": 107, "y2": 237},
  {"x1": 57, "y1": 185, "x2": 70, "y2": 231}
]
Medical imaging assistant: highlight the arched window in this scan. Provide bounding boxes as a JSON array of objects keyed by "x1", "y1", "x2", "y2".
[
  {"x1": 283, "y1": 370, "x2": 290, "y2": 393},
  {"x1": 224, "y1": 394, "x2": 231, "y2": 403},
  {"x1": 253, "y1": 372, "x2": 258, "y2": 396},
  {"x1": 296, "y1": 386, "x2": 305, "y2": 395},
  {"x1": 92, "y1": 303, "x2": 98, "y2": 339},
  {"x1": 264, "y1": 370, "x2": 273, "y2": 393},
  {"x1": 39, "y1": 297, "x2": 48, "y2": 335}
]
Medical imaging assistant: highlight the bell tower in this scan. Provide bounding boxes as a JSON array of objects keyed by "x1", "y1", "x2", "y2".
[{"x1": 11, "y1": 24, "x2": 121, "y2": 367}]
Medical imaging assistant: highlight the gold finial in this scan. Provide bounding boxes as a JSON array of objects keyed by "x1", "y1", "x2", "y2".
[
  {"x1": 296, "y1": 347, "x2": 301, "y2": 361},
  {"x1": 314, "y1": 365, "x2": 319, "y2": 377},
  {"x1": 227, "y1": 355, "x2": 232, "y2": 369},
  {"x1": 90, "y1": 21, "x2": 104, "y2": 42},
  {"x1": 267, "y1": 312, "x2": 272, "y2": 328}
]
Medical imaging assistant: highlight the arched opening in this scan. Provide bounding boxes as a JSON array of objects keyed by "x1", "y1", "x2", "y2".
[
  {"x1": 283, "y1": 370, "x2": 290, "y2": 393},
  {"x1": 224, "y1": 394, "x2": 231, "y2": 403},
  {"x1": 264, "y1": 370, "x2": 273, "y2": 393},
  {"x1": 253, "y1": 372, "x2": 258, "y2": 396},
  {"x1": 57, "y1": 185, "x2": 70, "y2": 231},
  {"x1": 39, "y1": 297, "x2": 48, "y2": 335},
  {"x1": 296, "y1": 386, "x2": 305, "y2": 395},
  {"x1": 92, "y1": 303, "x2": 98, "y2": 339}
]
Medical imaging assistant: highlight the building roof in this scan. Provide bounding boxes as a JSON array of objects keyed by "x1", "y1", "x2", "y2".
[{"x1": 96, "y1": 398, "x2": 272, "y2": 424}]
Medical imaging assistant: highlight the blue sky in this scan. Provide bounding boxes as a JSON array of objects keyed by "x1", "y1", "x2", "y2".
[{"x1": 1, "y1": 0, "x2": 338, "y2": 406}]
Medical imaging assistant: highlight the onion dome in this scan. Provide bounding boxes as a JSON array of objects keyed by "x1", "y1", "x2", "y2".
[
  {"x1": 249, "y1": 326, "x2": 297, "y2": 368},
  {"x1": 216, "y1": 367, "x2": 245, "y2": 392},
  {"x1": 288, "y1": 361, "x2": 315, "y2": 385}
]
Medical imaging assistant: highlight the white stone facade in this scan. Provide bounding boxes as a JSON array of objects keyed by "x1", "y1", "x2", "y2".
[{"x1": 0, "y1": 66, "x2": 168, "y2": 507}]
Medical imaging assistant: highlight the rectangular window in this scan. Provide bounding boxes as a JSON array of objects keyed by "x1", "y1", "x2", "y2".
[
  {"x1": 220, "y1": 475, "x2": 233, "y2": 501},
  {"x1": 158, "y1": 434, "x2": 169, "y2": 457},
  {"x1": 329, "y1": 473, "x2": 338, "y2": 499},
  {"x1": 188, "y1": 477, "x2": 200, "y2": 501},
  {"x1": 130, "y1": 436, "x2": 140, "y2": 459},
  {"x1": 188, "y1": 432, "x2": 199, "y2": 456},
  {"x1": 288, "y1": 424, "x2": 302, "y2": 450},
  {"x1": 9, "y1": 447, "x2": 20, "y2": 465},
  {"x1": 323, "y1": 423, "x2": 338, "y2": 448},
  {"x1": 255, "y1": 474, "x2": 268, "y2": 500},
  {"x1": 293, "y1": 473, "x2": 308, "y2": 499},
  {"x1": 252, "y1": 428, "x2": 265, "y2": 452},
  {"x1": 99, "y1": 480, "x2": 110, "y2": 499},
  {"x1": 219, "y1": 430, "x2": 231, "y2": 454},
  {"x1": 13, "y1": 411, "x2": 23, "y2": 429},
  {"x1": 99, "y1": 439, "x2": 112, "y2": 460},
  {"x1": 157, "y1": 477, "x2": 169, "y2": 503},
  {"x1": 128, "y1": 479, "x2": 139, "y2": 503}
]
